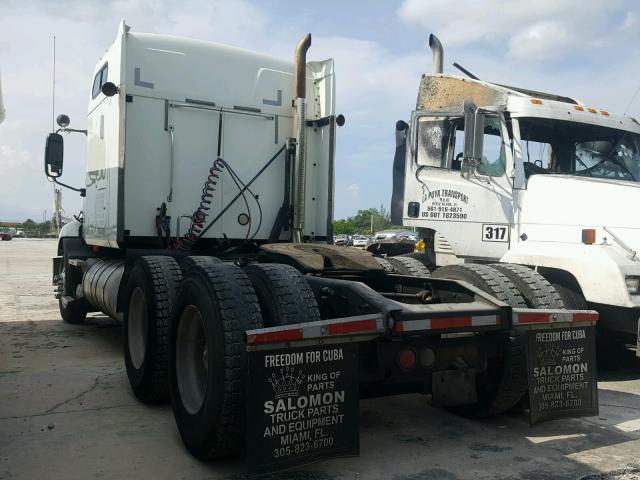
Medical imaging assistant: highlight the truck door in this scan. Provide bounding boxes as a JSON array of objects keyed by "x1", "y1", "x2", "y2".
[{"x1": 404, "y1": 113, "x2": 514, "y2": 260}]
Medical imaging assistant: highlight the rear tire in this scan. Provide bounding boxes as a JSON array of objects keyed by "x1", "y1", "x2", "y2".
[
  {"x1": 401, "y1": 251, "x2": 435, "y2": 271},
  {"x1": 244, "y1": 263, "x2": 320, "y2": 327},
  {"x1": 374, "y1": 257, "x2": 395, "y2": 272},
  {"x1": 169, "y1": 257, "x2": 262, "y2": 459},
  {"x1": 491, "y1": 264, "x2": 564, "y2": 309},
  {"x1": 431, "y1": 264, "x2": 527, "y2": 417},
  {"x1": 387, "y1": 256, "x2": 431, "y2": 277},
  {"x1": 123, "y1": 256, "x2": 182, "y2": 403}
]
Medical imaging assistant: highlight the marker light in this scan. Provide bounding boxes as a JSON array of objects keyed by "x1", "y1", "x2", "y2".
[
  {"x1": 588, "y1": 108, "x2": 598, "y2": 113},
  {"x1": 530, "y1": 99, "x2": 543, "y2": 105},
  {"x1": 600, "y1": 110, "x2": 610, "y2": 116},
  {"x1": 574, "y1": 106, "x2": 585, "y2": 111},
  {"x1": 419, "y1": 347, "x2": 436, "y2": 368},
  {"x1": 582, "y1": 229, "x2": 596, "y2": 245},
  {"x1": 398, "y1": 348, "x2": 417, "y2": 371}
]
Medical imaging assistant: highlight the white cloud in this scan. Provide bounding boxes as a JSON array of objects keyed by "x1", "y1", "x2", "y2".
[
  {"x1": 507, "y1": 21, "x2": 575, "y2": 60},
  {"x1": 398, "y1": 0, "x2": 639, "y2": 60},
  {"x1": 2, "y1": 0, "x2": 640, "y2": 223}
]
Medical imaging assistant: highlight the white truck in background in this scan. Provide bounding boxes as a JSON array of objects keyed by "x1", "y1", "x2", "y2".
[
  {"x1": 44, "y1": 23, "x2": 600, "y2": 472},
  {"x1": 391, "y1": 35, "x2": 640, "y2": 354}
]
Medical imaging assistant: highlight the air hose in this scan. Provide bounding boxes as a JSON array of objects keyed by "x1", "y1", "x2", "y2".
[{"x1": 175, "y1": 159, "x2": 224, "y2": 251}]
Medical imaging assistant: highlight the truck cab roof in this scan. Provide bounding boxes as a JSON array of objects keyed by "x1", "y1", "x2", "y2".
[{"x1": 416, "y1": 73, "x2": 640, "y2": 135}]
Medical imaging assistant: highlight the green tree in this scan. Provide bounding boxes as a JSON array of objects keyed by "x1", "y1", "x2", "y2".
[
  {"x1": 333, "y1": 206, "x2": 400, "y2": 235},
  {"x1": 37, "y1": 221, "x2": 52, "y2": 236}
]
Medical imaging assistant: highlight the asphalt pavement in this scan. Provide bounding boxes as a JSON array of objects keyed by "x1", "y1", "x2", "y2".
[{"x1": 1, "y1": 239, "x2": 640, "y2": 480}]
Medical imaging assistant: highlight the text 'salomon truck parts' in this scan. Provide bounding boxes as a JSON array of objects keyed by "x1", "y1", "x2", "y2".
[{"x1": 45, "y1": 22, "x2": 600, "y2": 472}]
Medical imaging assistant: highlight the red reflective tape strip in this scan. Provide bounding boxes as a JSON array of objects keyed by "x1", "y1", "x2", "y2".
[
  {"x1": 431, "y1": 316, "x2": 472, "y2": 330},
  {"x1": 247, "y1": 328, "x2": 304, "y2": 345},
  {"x1": 574, "y1": 312, "x2": 598, "y2": 322},
  {"x1": 327, "y1": 318, "x2": 379, "y2": 336},
  {"x1": 516, "y1": 312, "x2": 550, "y2": 324}
]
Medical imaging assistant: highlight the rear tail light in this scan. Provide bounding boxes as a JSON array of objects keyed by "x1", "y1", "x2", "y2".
[
  {"x1": 398, "y1": 348, "x2": 417, "y2": 371},
  {"x1": 582, "y1": 229, "x2": 596, "y2": 245}
]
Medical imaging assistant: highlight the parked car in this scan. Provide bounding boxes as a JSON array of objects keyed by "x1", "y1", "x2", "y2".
[
  {"x1": 352, "y1": 235, "x2": 368, "y2": 248},
  {"x1": 334, "y1": 234, "x2": 348, "y2": 246}
]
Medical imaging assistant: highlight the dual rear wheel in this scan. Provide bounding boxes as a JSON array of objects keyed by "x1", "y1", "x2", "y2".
[
  {"x1": 431, "y1": 263, "x2": 564, "y2": 417},
  {"x1": 123, "y1": 256, "x2": 320, "y2": 459}
]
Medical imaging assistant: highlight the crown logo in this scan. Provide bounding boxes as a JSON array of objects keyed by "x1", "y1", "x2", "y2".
[
  {"x1": 537, "y1": 344, "x2": 562, "y2": 366},
  {"x1": 268, "y1": 367, "x2": 305, "y2": 399}
]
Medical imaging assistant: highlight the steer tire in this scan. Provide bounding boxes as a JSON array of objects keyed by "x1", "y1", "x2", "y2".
[
  {"x1": 431, "y1": 264, "x2": 527, "y2": 417},
  {"x1": 387, "y1": 256, "x2": 431, "y2": 278},
  {"x1": 123, "y1": 256, "x2": 182, "y2": 403},
  {"x1": 244, "y1": 263, "x2": 320, "y2": 327},
  {"x1": 491, "y1": 264, "x2": 565, "y2": 309},
  {"x1": 169, "y1": 257, "x2": 262, "y2": 460},
  {"x1": 59, "y1": 298, "x2": 87, "y2": 324}
]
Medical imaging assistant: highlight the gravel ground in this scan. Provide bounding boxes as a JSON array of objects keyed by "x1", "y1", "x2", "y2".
[{"x1": 1, "y1": 238, "x2": 640, "y2": 480}]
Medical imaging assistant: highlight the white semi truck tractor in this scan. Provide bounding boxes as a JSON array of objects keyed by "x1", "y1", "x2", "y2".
[
  {"x1": 391, "y1": 35, "x2": 640, "y2": 356},
  {"x1": 46, "y1": 23, "x2": 600, "y2": 472}
]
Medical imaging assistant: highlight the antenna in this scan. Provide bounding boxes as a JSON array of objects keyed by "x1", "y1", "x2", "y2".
[
  {"x1": 52, "y1": 35, "x2": 56, "y2": 132},
  {"x1": 452, "y1": 62, "x2": 479, "y2": 80},
  {"x1": 624, "y1": 83, "x2": 640, "y2": 115}
]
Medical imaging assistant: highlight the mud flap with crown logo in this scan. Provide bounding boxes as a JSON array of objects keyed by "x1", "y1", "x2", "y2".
[
  {"x1": 246, "y1": 343, "x2": 359, "y2": 473},
  {"x1": 526, "y1": 326, "x2": 598, "y2": 425}
]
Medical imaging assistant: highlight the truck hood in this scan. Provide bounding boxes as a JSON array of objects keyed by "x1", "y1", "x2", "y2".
[{"x1": 520, "y1": 174, "x2": 640, "y2": 248}]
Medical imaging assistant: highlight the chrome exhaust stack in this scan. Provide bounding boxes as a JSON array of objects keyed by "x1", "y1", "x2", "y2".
[
  {"x1": 292, "y1": 33, "x2": 311, "y2": 244},
  {"x1": 429, "y1": 34, "x2": 443, "y2": 74}
]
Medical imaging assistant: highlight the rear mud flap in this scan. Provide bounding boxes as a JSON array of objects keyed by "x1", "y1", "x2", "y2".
[
  {"x1": 246, "y1": 343, "x2": 360, "y2": 474},
  {"x1": 526, "y1": 326, "x2": 599, "y2": 425}
]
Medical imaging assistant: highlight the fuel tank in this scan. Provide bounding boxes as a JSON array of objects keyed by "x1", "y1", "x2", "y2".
[{"x1": 81, "y1": 259, "x2": 125, "y2": 321}]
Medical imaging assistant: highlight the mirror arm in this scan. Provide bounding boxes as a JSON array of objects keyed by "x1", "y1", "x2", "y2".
[
  {"x1": 53, "y1": 178, "x2": 86, "y2": 197},
  {"x1": 55, "y1": 127, "x2": 88, "y2": 136}
]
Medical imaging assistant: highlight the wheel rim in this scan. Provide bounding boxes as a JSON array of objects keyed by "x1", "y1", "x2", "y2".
[
  {"x1": 176, "y1": 305, "x2": 208, "y2": 415},
  {"x1": 128, "y1": 287, "x2": 148, "y2": 370}
]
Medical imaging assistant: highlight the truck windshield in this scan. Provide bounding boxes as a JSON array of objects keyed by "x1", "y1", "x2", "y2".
[{"x1": 517, "y1": 117, "x2": 640, "y2": 182}]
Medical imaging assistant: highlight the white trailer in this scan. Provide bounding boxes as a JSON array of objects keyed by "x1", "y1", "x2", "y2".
[
  {"x1": 45, "y1": 23, "x2": 600, "y2": 472},
  {"x1": 391, "y1": 35, "x2": 640, "y2": 352}
]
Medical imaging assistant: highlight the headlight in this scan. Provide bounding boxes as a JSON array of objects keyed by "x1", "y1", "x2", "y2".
[{"x1": 625, "y1": 276, "x2": 640, "y2": 295}]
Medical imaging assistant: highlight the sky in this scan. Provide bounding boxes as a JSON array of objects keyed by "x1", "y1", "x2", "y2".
[{"x1": 1, "y1": 0, "x2": 640, "y2": 222}]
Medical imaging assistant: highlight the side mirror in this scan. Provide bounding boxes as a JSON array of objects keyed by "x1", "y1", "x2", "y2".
[
  {"x1": 101, "y1": 82, "x2": 118, "y2": 97},
  {"x1": 463, "y1": 101, "x2": 484, "y2": 162},
  {"x1": 45, "y1": 133, "x2": 64, "y2": 178}
]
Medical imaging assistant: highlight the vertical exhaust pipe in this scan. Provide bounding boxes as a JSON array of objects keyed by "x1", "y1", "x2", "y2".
[
  {"x1": 292, "y1": 33, "x2": 311, "y2": 243},
  {"x1": 428, "y1": 34, "x2": 443, "y2": 74}
]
